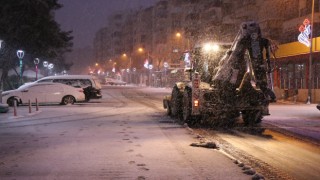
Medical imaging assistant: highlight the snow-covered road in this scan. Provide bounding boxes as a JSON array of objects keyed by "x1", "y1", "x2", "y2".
[{"x1": 0, "y1": 86, "x2": 250, "y2": 179}]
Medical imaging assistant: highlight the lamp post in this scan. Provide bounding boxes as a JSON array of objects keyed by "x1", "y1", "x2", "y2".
[
  {"x1": 176, "y1": 32, "x2": 190, "y2": 51},
  {"x1": 133, "y1": 67, "x2": 136, "y2": 85},
  {"x1": 138, "y1": 47, "x2": 151, "y2": 62},
  {"x1": 139, "y1": 47, "x2": 156, "y2": 86},
  {"x1": 34, "y1": 58, "x2": 40, "y2": 80},
  {"x1": 307, "y1": 0, "x2": 315, "y2": 104},
  {"x1": 0, "y1": 40, "x2": 3, "y2": 103},
  {"x1": 43, "y1": 61, "x2": 48, "y2": 76},
  {"x1": 16, "y1": 50, "x2": 25, "y2": 85},
  {"x1": 148, "y1": 64, "x2": 153, "y2": 87},
  {"x1": 48, "y1": 63, "x2": 54, "y2": 76},
  {"x1": 163, "y1": 62, "x2": 169, "y2": 87},
  {"x1": 122, "y1": 53, "x2": 132, "y2": 83}
]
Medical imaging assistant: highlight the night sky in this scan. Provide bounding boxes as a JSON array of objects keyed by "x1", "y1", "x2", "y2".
[{"x1": 55, "y1": 0, "x2": 159, "y2": 49}]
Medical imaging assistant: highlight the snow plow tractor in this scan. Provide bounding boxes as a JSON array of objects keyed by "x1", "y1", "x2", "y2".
[{"x1": 163, "y1": 21, "x2": 276, "y2": 126}]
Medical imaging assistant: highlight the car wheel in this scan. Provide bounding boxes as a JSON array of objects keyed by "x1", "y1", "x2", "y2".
[
  {"x1": 61, "y1": 95, "x2": 75, "y2": 105},
  {"x1": 7, "y1": 97, "x2": 19, "y2": 107}
]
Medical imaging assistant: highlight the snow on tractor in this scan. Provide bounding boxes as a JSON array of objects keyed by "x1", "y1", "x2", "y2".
[{"x1": 163, "y1": 21, "x2": 276, "y2": 127}]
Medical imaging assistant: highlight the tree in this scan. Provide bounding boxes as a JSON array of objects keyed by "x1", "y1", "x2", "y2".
[{"x1": 0, "y1": 0, "x2": 73, "y2": 90}]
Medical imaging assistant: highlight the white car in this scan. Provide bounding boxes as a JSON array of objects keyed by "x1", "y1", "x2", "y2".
[
  {"x1": 36, "y1": 75, "x2": 102, "y2": 101},
  {"x1": 1, "y1": 82, "x2": 85, "y2": 106}
]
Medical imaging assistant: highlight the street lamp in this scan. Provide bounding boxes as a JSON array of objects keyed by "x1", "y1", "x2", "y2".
[
  {"x1": 138, "y1": 47, "x2": 151, "y2": 61},
  {"x1": 164, "y1": 62, "x2": 169, "y2": 87},
  {"x1": 148, "y1": 64, "x2": 153, "y2": 87},
  {"x1": 34, "y1": 58, "x2": 40, "y2": 80},
  {"x1": 43, "y1": 61, "x2": 48, "y2": 76},
  {"x1": 122, "y1": 53, "x2": 133, "y2": 83},
  {"x1": 139, "y1": 47, "x2": 154, "y2": 86},
  {"x1": 122, "y1": 53, "x2": 132, "y2": 68},
  {"x1": 16, "y1": 50, "x2": 25, "y2": 84},
  {"x1": 307, "y1": 0, "x2": 315, "y2": 104},
  {"x1": 175, "y1": 32, "x2": 190, "y2": 51},
  {"x1": 0, "y1": 39, "x2": 3, "y2": 103},
  {"x1": 48, "y1": 63, "x2": 54, "y2": 76}
]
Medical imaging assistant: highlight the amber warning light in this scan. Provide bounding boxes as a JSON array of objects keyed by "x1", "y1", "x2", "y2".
[{"x1": 194, "y1": 100, "x2": 199, "y2": 107}]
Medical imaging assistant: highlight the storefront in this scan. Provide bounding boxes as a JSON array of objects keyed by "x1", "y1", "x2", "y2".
[{"x1": 273, "y1": 36, "x2": 320, "y2": 102}]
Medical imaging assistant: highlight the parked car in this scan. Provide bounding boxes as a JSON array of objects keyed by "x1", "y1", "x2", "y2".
[
  {"x1": 104, "y1": 78, "x2": 127, "y2": 85},
  {"x1": 35, "y1": 75, "x2": 102, "y2": 101},
  {"x1": 1, "y1": 82, "x2": 85, "y2": 106}
]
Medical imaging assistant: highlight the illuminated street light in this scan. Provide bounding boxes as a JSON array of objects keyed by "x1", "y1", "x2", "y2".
[
  {"x1": 174, "y1": 32, "x2": 191, "y2": 51},
  {"x1": 203, "y1": 43, "x2": 220, "y2": 53},
  {"x1": 43, "y1": 61, "x2": 48, "y2": 67},
  {"x1": 34, "y1": 58, "x2": 40, "y2": 80},
  {"x1": 48, "y1": 63, "x2": 54, "y2": 76},
  {"x1": 48, "y1": 63, "x2": 54, "y2": 69},
  {"x1": 0, "y1": 39, "x2": 3, "y2": 49},
  {"x1": 16, "y1": 50, "x2": 25, "y2": 84},
  {"x1": 43, "y1": 61, "x2": 49, "y2": 76},
  {"x1": 122, "y1": 53, "x2": 131, "y2": 67}
]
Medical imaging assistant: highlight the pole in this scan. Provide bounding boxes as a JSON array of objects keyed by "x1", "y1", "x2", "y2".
[
  {"x1": 130, "y1": 57, "x2": 132, "y2": 84},
  {"x1": 36, "y1": 98, "x2": 39, "y2": 111},
  {"x1": 28, "y1": 99, "x2": 31, "y2": 113},
  {"x1": 307, "y1": 0, "x2": 314, "y2": 104},
  {"x1": 13, "y1": 100, "x2": 17, "y2": 116},
  {"x1": 17, "y1": 50, "x2": 24, "y2": 85},
  {"x1": 19, "y1": 58, "x2": 23, "y2": 84},
  {"x1": 36, "y1": 64, "x2": 38, "y2": 80}
]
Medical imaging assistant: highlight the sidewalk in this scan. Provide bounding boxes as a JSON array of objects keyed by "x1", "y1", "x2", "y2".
[
  {"x1": 0, "y1": 106, "x2": 42, "y2": 122},
  {"x1": 275, "y1": 99, "x2": 317, "y2": 105}
]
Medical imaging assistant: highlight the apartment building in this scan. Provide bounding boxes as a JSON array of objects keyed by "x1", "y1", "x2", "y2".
[{"x1": 93, "y1": 0, "x2": 320, "y2": 101}]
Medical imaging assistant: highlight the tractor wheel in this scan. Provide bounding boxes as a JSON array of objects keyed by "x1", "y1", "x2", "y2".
[
  {"x1": 170, "y1": 86, "x2": 182, "y2": 118},
  {"x1": 165, "y1": 100, "x2": 171, "y2": 116},
  {"x1": 182, "y1": 88, "x2": 192, "y2": 123},
  {"x1": 242, "y1": 110, "x2": 262, "y2": 126}
]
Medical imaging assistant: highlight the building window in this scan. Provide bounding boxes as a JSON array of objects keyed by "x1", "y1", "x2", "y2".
[
  {"x1": 279, "y1": 62, "x2": 306, "y2": 89},
  {"x1": 294, "y1": 63, "x2": 306, "y2": 89},
  {"x1": 314, "y1": 62, "x2": 320, "y2": 89},
  {"x1": 279, "y1": 65, "x2": 288, "y2": 89}
]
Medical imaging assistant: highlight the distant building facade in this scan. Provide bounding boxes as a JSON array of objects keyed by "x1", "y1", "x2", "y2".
[{"x1": 93, "y1": 0, "x2": 320, "y2": 101}]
